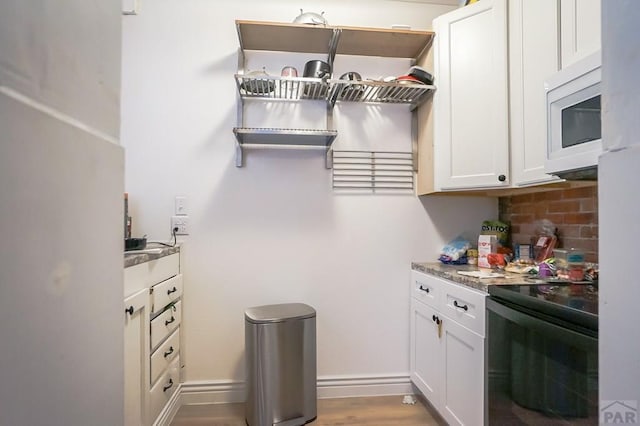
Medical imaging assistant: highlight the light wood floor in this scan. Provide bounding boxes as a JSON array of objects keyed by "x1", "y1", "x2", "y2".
[{"x1": 171, "y1": 395, "x2": 446, "y2": 426}]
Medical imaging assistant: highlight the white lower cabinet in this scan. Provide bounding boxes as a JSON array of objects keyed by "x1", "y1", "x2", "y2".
[
  {"x1": 124, "y1": 252, "x2": 182, "y2": 426},
  {"x1": 124, "y1": 288, "x2": 150, "y2": 426},
  {"x1": 410, "y1": 271, "x2": 486, "y2": 426}
]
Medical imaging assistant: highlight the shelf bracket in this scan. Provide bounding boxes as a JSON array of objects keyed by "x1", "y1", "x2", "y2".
[
  {"x1": 326, "y1": 147, "x2": 333, "y2": 169},
  {"x1": 411, "y1": 109, "x2": 418, "y2": 172},
  {"x1": 328, "y1": 28, "x2": 341, "y2": 76},
  {"x1": 235, "y1": 143, "x2": 244, "y2": 167}
]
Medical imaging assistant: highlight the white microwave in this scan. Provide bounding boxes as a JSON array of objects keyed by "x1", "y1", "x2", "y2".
[{"x1": 545, "y1": 51, "x2": 602, "y2": 180}]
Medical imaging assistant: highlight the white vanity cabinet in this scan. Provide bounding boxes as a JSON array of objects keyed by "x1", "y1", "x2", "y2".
[
  {"x1": 124, "y1": 288, "x2": 150, "y2": 426},
  {"x1": 410, "y1": 270, "x2": 486, "y2": 425},
  {"x1": 124, "y1": 251, "x2": 182, "y2": 426}
]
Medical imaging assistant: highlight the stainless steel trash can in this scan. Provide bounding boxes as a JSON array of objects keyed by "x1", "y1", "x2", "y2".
[{"x1": 245, "y1": 303, "x2": 317, "y2": 426}]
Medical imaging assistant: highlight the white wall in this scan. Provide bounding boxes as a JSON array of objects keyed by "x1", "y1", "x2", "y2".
[
  {"x1": 599, "y1": 1, "x2": 640, "y2": 415},
  {"x1": 121, "y1": 0, "x2": 497, "y2": 389},
  {"x1": 0, "y1": 1, "x2": 124, "y2": 425}
]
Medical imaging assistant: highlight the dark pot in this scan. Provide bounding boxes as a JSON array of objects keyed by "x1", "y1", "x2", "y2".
[{"x1": 303, "y1": 60, "x2": 331, "y2": 78}]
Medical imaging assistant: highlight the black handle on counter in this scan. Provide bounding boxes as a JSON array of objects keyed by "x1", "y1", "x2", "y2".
[
  {"x1": 163, "y1": 378, "x2": 173, "y2": 392},
  {"x1": 125, "y1": 306, "x2": 134, "y2": 316},
  {"x1": 454, "y1": 300, "x2": 469, "y2": 311},
  {"x1": 419, "y1": 285, "x2": 430, "y2": 294},
  {"x1": 164, "y1": 346, "x2": 174, "y2": 358},
  {"x1": 498, "y1": 174, "x2": 507, "y2": 182},
  {"x1": 167, "y1": 286, "x2": 178, "y2": 295},
  {"x1": 432, "y1": 315, "x2": 441, "y2": 325},
  {"x1": 165, "y1": 316, "x2": 175, "y2": 326}
]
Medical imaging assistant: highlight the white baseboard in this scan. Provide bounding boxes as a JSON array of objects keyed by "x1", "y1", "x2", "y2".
[
  {"x1": 316, "y1": 375, "x2": 413, "y2": 399},
  {"x1": 153, "y1": 383, "x2": 183, "y2": 426},
  {"x1": 179, "y1": 374, "x2": 413, "y2": 406}
]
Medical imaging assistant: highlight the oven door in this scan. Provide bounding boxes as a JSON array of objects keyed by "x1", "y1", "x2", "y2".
[{"x1": 487, "y1": 297, "x2": 598, "y2": 424}]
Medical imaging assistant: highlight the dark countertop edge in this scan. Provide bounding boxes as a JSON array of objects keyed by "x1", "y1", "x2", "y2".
[
  {"x1": 124, "y1": 244, "x2": 181, "y2": 268},
  {"x1": 411, "y1": 261, "x2": 530, "y2": 293}
]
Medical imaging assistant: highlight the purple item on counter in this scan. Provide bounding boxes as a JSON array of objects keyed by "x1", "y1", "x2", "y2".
[{"x1": 538, "y1": 262, "x2": 554, "y2": 277}]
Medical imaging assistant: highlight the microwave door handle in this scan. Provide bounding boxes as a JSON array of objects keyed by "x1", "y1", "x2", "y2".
[{"x1": 486, "y1": 298, "x2": 596, "y2": 350}]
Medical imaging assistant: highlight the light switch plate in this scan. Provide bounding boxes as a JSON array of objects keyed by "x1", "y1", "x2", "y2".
[{"x1": 175, "y1": 196, "x2": 187, "y2": 215}]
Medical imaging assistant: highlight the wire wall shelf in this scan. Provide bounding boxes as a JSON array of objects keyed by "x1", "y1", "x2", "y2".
[{"x1": 235, "y1": 75, "x2": 434, "y2": 106}]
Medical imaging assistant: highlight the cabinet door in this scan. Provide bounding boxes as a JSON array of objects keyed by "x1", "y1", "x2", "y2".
[
  {"x1": 124, "y1": 289, "x2": 150, "y2": 426},
  {"x1": 560, "y1": 0, "x2": 601, "y2": 68},
  {"x1": 410, "y1": 299, "x2": 442, "y2": 407},
  {"x1": 434, "y1": 0, "x2": 509, "y2": 190},
  {"x1": 440, "y1": 317, "x2": 485, "y2": 426},
  {"x1": 509, "y1": 0, "x2": 561, "y2": 186}
]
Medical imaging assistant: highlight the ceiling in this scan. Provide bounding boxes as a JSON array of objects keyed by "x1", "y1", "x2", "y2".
[{"x1": 387, "y1": 0, "x2": 461, "y2": 6}]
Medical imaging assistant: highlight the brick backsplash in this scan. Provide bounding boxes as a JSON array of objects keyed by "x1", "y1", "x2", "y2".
[{"x1": 499, "y1": 185, "x2": 598, "y2": 262}]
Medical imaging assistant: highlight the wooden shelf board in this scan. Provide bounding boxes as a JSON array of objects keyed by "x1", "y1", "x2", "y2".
[
  {"x1": 337, "y1": 26, "x2": 434, "y2": 58},
  {"x1": 236, "y1": 20, "x2": 435, "y2": 59},
  {"x1": 236, "y1": 20, "x2": 334, "y2": 54}
]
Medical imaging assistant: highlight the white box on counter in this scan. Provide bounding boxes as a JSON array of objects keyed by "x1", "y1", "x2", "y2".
[{"x1": 478, "y1": 235, "x2": 497, "y2": 269}]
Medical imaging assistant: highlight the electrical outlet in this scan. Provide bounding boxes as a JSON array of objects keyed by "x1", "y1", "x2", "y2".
[
  {"x1": 171, "y1": 216, "x2": 189, "y2": 235},
  {"x1": 175, "y1": 196, "x2": 187, "y2": 215}
]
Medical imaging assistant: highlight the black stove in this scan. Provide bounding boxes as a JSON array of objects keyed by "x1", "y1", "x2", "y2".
[{"x1": 488, "y1": 281, "x2": 598, "y2": 337}]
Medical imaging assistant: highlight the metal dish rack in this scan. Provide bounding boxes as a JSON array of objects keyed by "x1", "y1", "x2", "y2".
[{"x1": 233, "y1": 21, "x2": 436, "y2": 170}]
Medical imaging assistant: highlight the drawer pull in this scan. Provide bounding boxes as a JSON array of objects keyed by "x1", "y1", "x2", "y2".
[
  {"x1": 165, "y1": 316, "x2": 176, "y2": 326},
  {"x1": 454, "y1": 300, "x2": 469, "y2": 311},
  {"x1": 418, "y1": 285, "x2": 430, "y2": 294},
  {"x1": 167, "y1": 286, "x2": 178, "y2": 295},
  {"x1": 163, "y1": 378, "x2": 174, "y2": 392},
  {"x1": 164, "y1": 346, "x2": 174, "y2": 358},
  {"x1": 125, "y1": 306, "x2": 134, "y2": 316}
]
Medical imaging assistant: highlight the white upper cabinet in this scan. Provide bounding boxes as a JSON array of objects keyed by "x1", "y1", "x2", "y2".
[
  {"x1": 560, "y1": 0, "x2": 601, "y2": 68},
  {"x1": 509, "y1": 0, "x2": 561, "y2": 186},
  {"x1": 433, "y1": 0, "x2": 510, "y2": 190}
]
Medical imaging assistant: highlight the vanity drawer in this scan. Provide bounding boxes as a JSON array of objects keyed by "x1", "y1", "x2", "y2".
[
  {"x1": 149, "y1": 355, "x2": 180, "y2": 423},
  {"x1": 151, "y1": 328, "x2": 180, "y2": 386},
  {"x1": 151, "y1": 274, "x2": 183, "y2": 315},
  {"x1": 411, "y1": 271, "x2": 441, "y2": 309},
  {"x1": 440, "y1": 280, "x2": 486, "y2": 337},
  {"x1": 124, "y1": 253, "x2": 179, "y2": 297},
  {"x1": 151, "y1": 301, "x2": 181, "y2": 350}
]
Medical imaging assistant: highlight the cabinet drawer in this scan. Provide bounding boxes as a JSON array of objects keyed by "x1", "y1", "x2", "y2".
[
  {"x1": 411, "y1": 271, "x2": 441, "y2": 309},
  {"x1": 124, "y1": 253, "x2": 179, "y2": 297},
  {"x1": 151, "y1": 274, "x2": 183, "y2": 315},
  {"x1": 151, "y1": 301, "x2": 182, "y2": 351},
  {"x1": 440, "y1": 280, "x2": 486, "y2": 337},
  {"x1": 149, "y1": 355, "x2": 180, "y2": 423},
  {"x1": 151, "y1": 328, "x2": 180, "y2": 386}
]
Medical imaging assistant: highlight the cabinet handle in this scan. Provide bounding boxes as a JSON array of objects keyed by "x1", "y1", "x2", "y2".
[
  {"x1": 167, "y1": 286, "x2": 178, "y2": 295},
  {"x1": 432, "y1": 315, "x2": 442, "y2": 338},
  {"x1": 454, "y1": 300, "x2": 469, "y2": 311},
  {"x1": 125, "y1": 306, "x2": 134, "y2": 316},
  {"x1": 163, "y1": 378, "x2": 173, "y2": 392},
  {"x1": 164, "y1": 346, "x2": 174, "y2": 358},
  {"x1": 418, "y1": 285, "x2": 430, "y2": 294},
  {"x1": 165, "y1": 316, "x2": 176, "y2": 326},
  {"x1": 498, "y1": 174, "x2": 506, "y2": 182}
]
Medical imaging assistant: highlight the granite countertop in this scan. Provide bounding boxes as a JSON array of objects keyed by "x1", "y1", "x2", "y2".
[
  {"x1": 411, "y1": 262, "x2": 533, "y2": 293},
  {"x1": 124, "y1": 244, "x2": 180, "y2": 268}
]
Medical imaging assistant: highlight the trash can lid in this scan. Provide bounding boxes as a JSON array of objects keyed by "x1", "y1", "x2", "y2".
[{"x1": 245, "y1": 303, "x2": 316, "y2": 324}]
